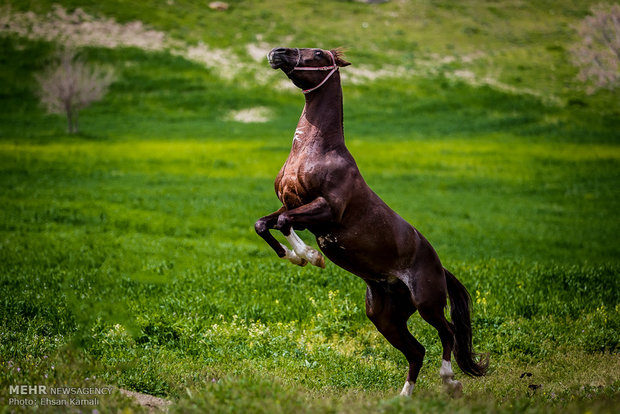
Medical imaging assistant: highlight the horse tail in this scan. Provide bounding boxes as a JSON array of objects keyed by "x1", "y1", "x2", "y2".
[{"x1": 444, "y1": 268, "x2": 489, "y2": 377}]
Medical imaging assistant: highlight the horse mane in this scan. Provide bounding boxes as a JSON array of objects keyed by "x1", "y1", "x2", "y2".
[{"x1": 332, "y1": 47, "x2": 347, "y2": 60}]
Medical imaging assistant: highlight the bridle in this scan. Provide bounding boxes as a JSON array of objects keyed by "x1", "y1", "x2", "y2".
[{"x1": 285, "y1": 48, "x2": 339, "y2": 94}]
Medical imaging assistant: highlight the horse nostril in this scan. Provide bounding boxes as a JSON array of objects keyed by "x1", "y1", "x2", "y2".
[
  {"x1": 270, "y1": 48, "x2": 288, "y2": 61},
  {"x1": 268, "y1": 48, "x2": 288, "y2": 68}
]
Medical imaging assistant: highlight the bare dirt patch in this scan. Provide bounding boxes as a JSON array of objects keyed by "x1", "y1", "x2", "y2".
[
  {"x1": 119, "y1": 388, "x2": 172, "y2": 412},
  {"x1": 0, "y1": 4, "x2": 240, "y2": 79},
  {"x1": 226, "y1": 106, "x2": 273, "y2": 123}
]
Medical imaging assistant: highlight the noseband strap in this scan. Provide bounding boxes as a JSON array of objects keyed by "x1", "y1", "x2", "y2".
[{"x1": 286, "y1": 49, "x2": 339, "y2": 94}]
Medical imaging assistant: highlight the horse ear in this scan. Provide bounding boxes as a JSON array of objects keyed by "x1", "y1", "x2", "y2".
[
  {"x1": 336, "y1": 57, "x2": 351, "y2": 67},
  {"x1": 331, "y1": 48, "x2": 351, "y2": 67}
]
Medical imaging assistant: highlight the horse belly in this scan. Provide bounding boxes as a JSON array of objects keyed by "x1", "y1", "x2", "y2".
[{"x1": 315, "y1": 220, "x2": 416, "y2": 279}]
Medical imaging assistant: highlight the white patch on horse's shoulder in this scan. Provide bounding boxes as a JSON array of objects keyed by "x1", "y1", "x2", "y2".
[{"x1": 293, "y1": 128, "x2": 304, "y2": 143}]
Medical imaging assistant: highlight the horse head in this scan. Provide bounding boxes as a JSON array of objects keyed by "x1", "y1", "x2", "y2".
[{"x1": 268, "y1": 47, "x2": 351, "y2": 94}]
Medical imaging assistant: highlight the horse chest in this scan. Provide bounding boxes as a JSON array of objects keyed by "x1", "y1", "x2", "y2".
[
  {"x1": 276, "y1": 165, "x2": 316, "y2": 208},
  {"x1": 278, "y1": 181, "x2": 304, "y2": 208}
]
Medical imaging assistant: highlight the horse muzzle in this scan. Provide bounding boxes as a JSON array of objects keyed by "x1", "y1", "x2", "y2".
[{"x1": 268, "y1": 47, "x2": 291, "y2": 70}]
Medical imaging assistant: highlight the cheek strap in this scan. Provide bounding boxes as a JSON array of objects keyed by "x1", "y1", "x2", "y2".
[{"x1": 287, "y1": 49, "x2": 339, "y2": 94}]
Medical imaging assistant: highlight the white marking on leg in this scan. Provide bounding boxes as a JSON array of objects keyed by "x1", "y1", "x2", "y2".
[
  {"x1": 285, "y1": 230, "x2": 325, "y2": 268},
  {"x1": 285, "y1": 230, "x2": 305, "y2": 254},
  {"x1": 440, "y1": 359, "x2": 463, "y2": 397},
  {"x1": 440, "y1": 359, "x2": 454, "y2": 380},
  {"x1": 400, "y1": 380, "x2": 415, "y2": 397},
  {"x1": 279, "y1": 243, "x2": 307, "y2": 266}
]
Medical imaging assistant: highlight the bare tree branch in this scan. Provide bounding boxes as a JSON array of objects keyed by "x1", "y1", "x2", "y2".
[
  {"x1": 571, "y1": 3, "x2": 620, "y2": 94},
  {"x1": 35, "y1": 49, "x2": 115, "y2": 133}
]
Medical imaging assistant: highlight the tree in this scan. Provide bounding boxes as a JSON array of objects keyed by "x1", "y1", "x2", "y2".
[
  {"x1": 35, "y1": 49, "x2": 115, "y2": 134},
  {"x1": 571, "y1": 3, "x2": 620, "y2": 94}
]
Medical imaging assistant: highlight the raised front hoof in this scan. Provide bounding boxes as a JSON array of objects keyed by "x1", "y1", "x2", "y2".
[
  {"x1": 288, "y1": 256, "x2": 308, "y2": 267},
  {"x1": 443, "y1": 379, "x2": 463, "y2": 398},
  {"x1": 280, "y1": 244, "x2": 308, "y2": 267},
  {"x1": 307, "y1": 249, "x2": 325, "y2": 268}
]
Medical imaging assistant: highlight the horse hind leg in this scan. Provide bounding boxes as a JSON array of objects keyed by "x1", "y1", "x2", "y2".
[
  {"x1": 418, "y1": 305, "x2": 463, "y2": 397},
  {"x1": 440, "y1": 359, "x2": 463, "y2": 397},
  {"x1": 365, "y1": 280, "x2": 423, "y2": 397}
]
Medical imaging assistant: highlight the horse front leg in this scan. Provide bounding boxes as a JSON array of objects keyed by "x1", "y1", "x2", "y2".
[
  {"x1": 282, "y1": 229, "x2": 325, "y2": 268},
  {"x1": 274, "y1": 197, "x2": 333, "y2": 268},
  {"x1": 255, "y1": 207, "x2": 309, "y2": 267}
]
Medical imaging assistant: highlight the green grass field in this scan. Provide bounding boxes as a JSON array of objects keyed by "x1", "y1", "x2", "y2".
[{"x1": 1, "y1": 1, "x2": 619, "y2": 412}]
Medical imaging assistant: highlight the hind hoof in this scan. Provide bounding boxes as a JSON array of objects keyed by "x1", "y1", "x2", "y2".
[
  {"x1": 400, "y1": 380, "x2": 415, "y2": 397},
  {"x1": 444, "y1": 379, "x2": 463, "y2": 398}
]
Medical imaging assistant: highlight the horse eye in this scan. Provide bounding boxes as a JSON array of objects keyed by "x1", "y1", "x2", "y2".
[{"x1": 315, "y1": 50, "x2": 323, "y2": 57}]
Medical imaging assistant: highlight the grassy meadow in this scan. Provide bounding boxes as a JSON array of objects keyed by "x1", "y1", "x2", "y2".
[{"x1": 1, "y1": 0, "x2": 619, "y2": 412}]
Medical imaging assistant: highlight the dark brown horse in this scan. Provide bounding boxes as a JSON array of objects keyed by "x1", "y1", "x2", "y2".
[{"x1": 255, "y1": 47, "x2": 488, "y2": 396}]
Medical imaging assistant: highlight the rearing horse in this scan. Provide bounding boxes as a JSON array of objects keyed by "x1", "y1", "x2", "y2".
[{"x1": 255, "y1": 47, "x2": 488, "y2": 397}]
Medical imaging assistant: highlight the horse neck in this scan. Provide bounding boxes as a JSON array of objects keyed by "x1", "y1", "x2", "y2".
[{"x1": 297, "y1": 74, "x2": 345, "y2": 149}]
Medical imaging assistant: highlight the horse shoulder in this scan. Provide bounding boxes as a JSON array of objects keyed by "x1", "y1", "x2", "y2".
[{"x1": 314, "y1": 154, "x2": 367, "y2": 220}]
